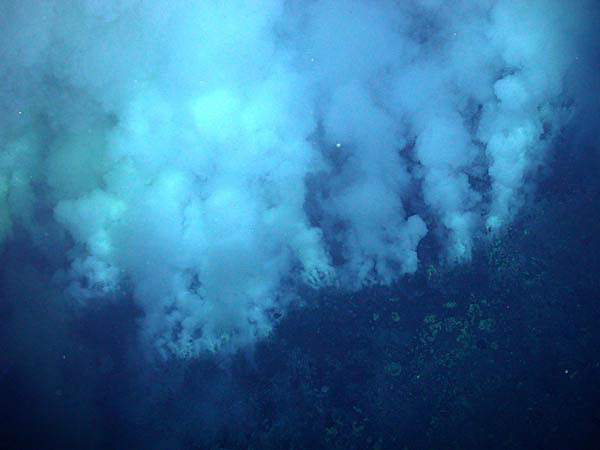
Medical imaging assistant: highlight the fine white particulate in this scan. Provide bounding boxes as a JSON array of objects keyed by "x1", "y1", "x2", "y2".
[{"x1": 0, "y1": 0, "x2": 597, "y2": 358}]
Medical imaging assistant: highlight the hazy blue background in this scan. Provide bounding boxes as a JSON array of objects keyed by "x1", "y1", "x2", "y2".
[{"x1": 1, "y1": 1, "x2": 599, "y2": 448}]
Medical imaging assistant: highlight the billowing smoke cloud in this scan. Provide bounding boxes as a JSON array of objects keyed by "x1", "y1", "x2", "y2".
[{"x1": 0, "y1": 0, "x2": 597, "y2": 358}]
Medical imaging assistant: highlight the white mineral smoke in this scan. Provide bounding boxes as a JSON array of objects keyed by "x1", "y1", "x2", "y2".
[{"x1": 0, "y1": 0, "x2": 596, "y2": 357}]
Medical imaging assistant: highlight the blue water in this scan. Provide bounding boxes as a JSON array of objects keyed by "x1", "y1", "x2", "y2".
[{"x1": 2, "y1": 1, "x2": 600, "y2": 447}]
